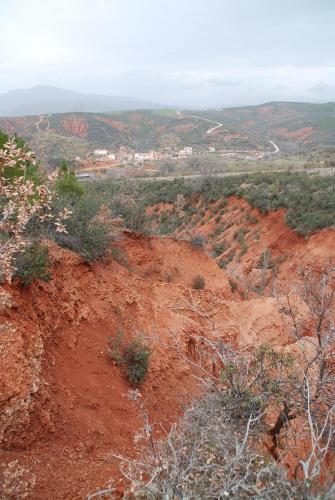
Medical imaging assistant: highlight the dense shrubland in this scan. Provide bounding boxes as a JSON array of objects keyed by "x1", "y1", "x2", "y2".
[{"x1": 87, "y1": 171, "x2": 335, "y2": 236}]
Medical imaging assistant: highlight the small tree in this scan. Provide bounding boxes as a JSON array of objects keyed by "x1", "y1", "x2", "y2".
[
  {"x1": 56, "y1": 160, "x2": 84, "y2": 197},
  {"x1": 285, "y1": 265, "x2": 335, "y2": 406},
  {"x1": 199, "y1": 156, "x2": 220, "y2": 189}
]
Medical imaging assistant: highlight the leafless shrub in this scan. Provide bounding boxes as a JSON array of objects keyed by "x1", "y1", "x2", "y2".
[
  {"x1": 284, "y1": 265, "x2": 335, "y2": 406},
  {"x1": 298, "y1": 377, "x2": 335, "y2": 482},
  {"x1": 120, "y1": 390, "x2": 332, "y2": 499},
  {"x1": 94, "y1": 284, "x2": 335, "y2": 499}
]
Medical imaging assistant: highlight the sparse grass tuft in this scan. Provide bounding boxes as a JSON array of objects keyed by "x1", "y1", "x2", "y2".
[{"x1": 192, "y1": 274, "x2": 206, "y2": 290}]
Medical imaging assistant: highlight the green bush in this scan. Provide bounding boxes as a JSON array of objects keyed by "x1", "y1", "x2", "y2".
[
  {"x1": 109, "y1": 195, "x2": 149, "y2": 233},
  {"x1": 14, "y1": 243, "x2": 51, "y2": 286},
  {"x1": 54, "y1": 195, "x2": 110, "y2": 261},
  {"x1": 212, "y1": 242, "x2": 225, "y2": 256},
  {"x1": 191, "y1": 234, "x2": 205, "y2": 248},
  {"x1": 239, "y1": 238, "x2": 248, "y2": 256},
  {"x1": 244, "y1": 212, "x2": 259, "y2": 224},
  {"x1": 233, "y1": 227, "x2": 249, "y2": 240},
  {"x1": 210, "y1": 226, "x2": 224, "y2": 239},
  {"x1": 124, "y1": 338, "x2": 151, "y2": 384},
  {"x1": 192, "y1": 274, "x2": 205, "y2": 290},
  {"x1": 234, "y1": 227, "x2": 249, "y2": 256},
  {"x1": 107, "y1": 333, "x2": 151, "y2": 384}
]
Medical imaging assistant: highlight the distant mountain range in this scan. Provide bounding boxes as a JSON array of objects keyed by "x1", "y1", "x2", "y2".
[{"x1": 0, "y1": 85, "x2": 168, "y2": 117}]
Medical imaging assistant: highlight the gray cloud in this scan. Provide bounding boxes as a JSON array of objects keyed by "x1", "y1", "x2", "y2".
[
  {"x1": 0, "y1": 0, "x2": 334, "y2": 106},
  {"x1": 308, "y1": 82, "x2": 335, "y2": 97}
]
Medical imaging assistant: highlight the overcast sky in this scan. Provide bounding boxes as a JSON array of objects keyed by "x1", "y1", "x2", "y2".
[{"x1": 1, "y1": 0, "x2": 334, "y2": 107}]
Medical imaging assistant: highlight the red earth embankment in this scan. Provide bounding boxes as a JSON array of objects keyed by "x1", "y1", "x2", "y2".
[{"x1": 0, "y1": 212, "x2": 334, "y2": 498}]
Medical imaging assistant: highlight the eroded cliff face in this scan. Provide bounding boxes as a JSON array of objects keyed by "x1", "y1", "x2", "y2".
[
  {"x1": 151, "y1": 196, "x2": 335, "y2": 297},
  {"x1": 0, "y1": 216, "x2": 333, "y2": 498}
]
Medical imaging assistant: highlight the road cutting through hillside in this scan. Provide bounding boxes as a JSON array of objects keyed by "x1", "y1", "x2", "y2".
[
  {"x1": 176, "y1": 109, "x2": 223, "y2": 135},
  {"x1": 177, "y1": 109, "x2": 280, "y2": 154}
]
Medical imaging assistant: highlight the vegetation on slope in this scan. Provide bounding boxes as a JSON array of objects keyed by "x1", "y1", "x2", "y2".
[
  {"x1": 2, "y1": 101, "x2": 335, "y2": 165},
  {"x1": 191, "y1": 101, "x2": 335, "y2": 150},
  {"x1": 88, "y1": 171, "x2": 335, "y2": 235}
]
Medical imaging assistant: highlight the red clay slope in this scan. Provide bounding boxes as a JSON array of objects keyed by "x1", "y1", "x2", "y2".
[{"x1": 0, "y1": 224, "x2": 333, "y2": 498}]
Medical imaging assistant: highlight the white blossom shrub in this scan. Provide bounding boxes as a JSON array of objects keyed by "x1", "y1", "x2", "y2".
[{"x1": 0, "y1": 139, "x2": 70, "y2": 282}]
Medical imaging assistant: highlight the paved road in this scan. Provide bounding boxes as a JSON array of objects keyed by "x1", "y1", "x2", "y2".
[
  {"x1": 80, "y1": 166, "x2": 335, "y2": 182},
  {"x1": 268, "y1": 140, "x2": 280, "y2": 154},
  {"x1": 176, "y1": 109, "x2": 223, "y2": 135},
  {"x1": 150, "y1": 166, "x2": 335, "y2": 182},
  {"x1": 176, "y1": 109, "x2": 280, "y2": 153}
]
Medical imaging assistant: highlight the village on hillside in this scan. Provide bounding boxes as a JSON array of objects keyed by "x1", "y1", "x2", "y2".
[{"x1": 74, "y1": 143, "x2": 270, "y2": 179}]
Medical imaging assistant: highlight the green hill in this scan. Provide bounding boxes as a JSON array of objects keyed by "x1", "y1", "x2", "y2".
[{"x1": 1, "y1": 102, "x2": 335, "y2": 165}]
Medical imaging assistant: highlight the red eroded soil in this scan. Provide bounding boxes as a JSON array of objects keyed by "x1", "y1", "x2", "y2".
[
  {"x1": 115, "y1": 233, "x2": 231, "y2": 292},
  {"x1": 164, "y1": 196, "x2": 335, "y2": 296},
  {"x1": 173, "y1": 124, "x2": 198, "y2": 133},
  {"x1": 272, "y1": 126, "x2": 315, "y2": 143},
  {"x1": 1, "y1": 208, "x2": 334, "y2": 498},
  {"x1": 1, "y1": 238, "x2": 231, "y2": 498},
  {"x1": 95, "y1": 116, "x2": 131, "y2": 132},
  {"x1": 61, "y1": 116, "x2": 88, "y2": 138},
  {"x1": 258, "y1": 106, "x2": 274, "y2": 115}
]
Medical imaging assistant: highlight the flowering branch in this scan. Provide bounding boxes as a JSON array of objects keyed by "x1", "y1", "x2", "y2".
[{"x1": 0, "y1": 139, "x2": 70, "y2": 282}]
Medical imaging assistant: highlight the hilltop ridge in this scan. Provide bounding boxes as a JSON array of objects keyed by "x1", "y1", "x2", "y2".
[{"x1": 1, "y1": 101, "x2": 335, "y2": 166}]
